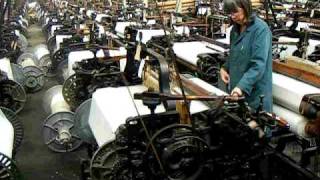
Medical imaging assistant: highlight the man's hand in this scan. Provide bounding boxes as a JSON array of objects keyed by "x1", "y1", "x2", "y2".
[
  {"x1": 231, "y1": 87, "x2": 243, "y2": 97},
  {"x1": 220, "y1": 68, "x2": 230, "y2": 84}
]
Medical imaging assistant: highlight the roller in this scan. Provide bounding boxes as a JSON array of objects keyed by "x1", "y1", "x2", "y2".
[
  {"x1": 88, "y1": 85, "x2": 165, "y2": 146},
  {"x1": 73, "y1": 99, "x2": 95, "y2": 144},
  {"x1": 42, "y1": 85, "x2": 82, "y2": 152},
  {"x1": 17, "y1": 51, "x2": 44, "y2": 92},
  {"x1": 0, "y1": 58, "x2": 14, "y2": 80},
  {"x1": 135, "y1": 29, "x2": 167, "y2": 44},
  {"x1": 273, "y1": 72, "x2": 320, "y2": 116},
  {"x1": 115, "y1": 21, "x2": 137, "y2": 38},
  {"x1": 273, "y1": 104, "x2": 310, "y2": 138},
  {"x1": 0, "y1": 109, "x2": 14, "y2": 158},
  {"x1": 67, "y1": 50, "x2": 95, "y2": 77},
  {"x1": 172, "y1": 41, "x2": 220, "y2": 66},
  {"x1": 0, "y1": 108, "x2": 21, "y2": 179},
  {"x1": 54, "y1": 34, "x2": 73, "y2": 53},
  {"x1": 33, "y1": 44, "x2": 52, "y2": 76}
]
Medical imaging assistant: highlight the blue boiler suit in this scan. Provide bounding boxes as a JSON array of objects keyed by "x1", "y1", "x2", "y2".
[{"x1": 223, "y1": 16, "x2": 273, "y2": 112}]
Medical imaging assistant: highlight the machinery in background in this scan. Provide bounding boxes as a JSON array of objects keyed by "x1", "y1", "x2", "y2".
[
  {"x1": 74, "y1": 46, "x2": 320, "y2": 180},
  {"x1": 32, "y1": 1, "x2": 320, "y2": 180}
]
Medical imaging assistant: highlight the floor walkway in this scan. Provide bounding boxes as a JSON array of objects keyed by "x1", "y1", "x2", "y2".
[{"x1": 15, "y1": 24, "x2": 87, "y2": 180}]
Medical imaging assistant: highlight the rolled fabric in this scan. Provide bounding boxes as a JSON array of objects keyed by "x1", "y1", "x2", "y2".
[{"x1": 0, "y1": 109, "x2": 14, "y2": 158}]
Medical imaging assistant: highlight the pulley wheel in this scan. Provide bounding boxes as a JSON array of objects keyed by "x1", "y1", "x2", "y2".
[
  {"x1": 0, "y1": 107, "x2": 24, "y2": 154},
  {"x1": 39, "y1": 55, "x2": 54, "y2": 77},
  {"x1": 22, "y1": 66, "x2": 44, "y2": 92},
  {"x1": 42, "y1": 112, "x2": 82, "y2": 153},
  {"x1": 90, "y1": 141, "x2": 126, "y2": 180},
  {"x1": 62, "y1": 74, "x2": 87, "y2": 110},
  {"x1": 146, "y1": 124, "x2": 208, "y2": 180},
  {"x1": 0, "y1": 80, "x2": 26, "y2": 113},
  {"x1": 74, "y1": 99, "x2": 95, "y2": 144},
  {"x1": 51, "y1": 48, "x2": 65, "y2": 74}
]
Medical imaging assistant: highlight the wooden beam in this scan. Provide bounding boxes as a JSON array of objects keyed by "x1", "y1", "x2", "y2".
[{"x1": 273, "y1": 59, "x2": 320, "y2": 88}]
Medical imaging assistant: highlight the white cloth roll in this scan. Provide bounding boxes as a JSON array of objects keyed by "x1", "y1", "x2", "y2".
[
  {"x1": 197, "y1": 7, "x2": 211, "y2": 15},
  {"x1": 278, "y1": 36, "x2": 298, "y2": 59},
  {"x1": 115, "y1": 22, "x2": 137, "y2": 38},
  {"x1": 45, "y1": 17, "x2": 50, "y2": 25},
  {"x1": 89, "y1": 85, "x2": 165, "y2": 146},
  {"x1": 171, "y1": 86, "x2": 210, "y2": 113},
  {"x1": 188, "y1": 77, "x2": 228, "y2": 96},
  {"x1": 136, "y1": 29, "x2": 167, "y2": 44},
  {"x1": 79, "y1": 8, "x2": 86, "y2": 14},
  {"x1": 173, "y1": 26, "x2": 190, "y2": 36},
  {"x1": 50, "y1": 91, "x2": 70, "y2": 114},
  {"x1": 68, "y1": 50, "x2": 95, "y2": 77},
  {"x1": 0, "y1": 109, "x2": 14, "y2": 158},
  {"x1": 273, "y1": 104, "x2": 309, "y2": 138},
  {"x1": 272, "y1": 72, "x2": 320, "y2": 113},
  {"x1": 50, "y1": 25, "x2": 63, "y2": 37},
  {"x1": 173, "y1": 41, "x2": 219, "y2": 65},
  {"x1": 55, "y1": 35, "x2": 72, "y2": 50},
  {"x1": 95, "y1": 14, "x2": 110, "y2": 23},
  {"x1": 286, "y1": 21, "x2": 313, "y2": 31},
  {"x1": 119, "y1": 58, "x2": 127, "y2": 72},
  {"x1": 0, "y1": 58, "x2": 13, "y2": 80},
  {"x1": 216, "y1": 26, "x2": 233, "y2": 45},
  {"x1": 89, "y1": 83, "x2": 215, "y2": 146},
  {"x1": 276, "y1": 37, "x2": 320, "y2": 58},
  {"x1": 108, "y1": 47, "x2": 127, "y2": 57},
  {"x1": 34, "y1": 44, "x2": 50, "y2": 61},
  {"x1": 86, "y1": 10, "x2": 95, "y2": 17},
  {"x1": 97, "y1": 24, "x2": 106, "y2": 38},
  {"x1": 146, "y1": 19, "x2": 156, "y2": 25}
]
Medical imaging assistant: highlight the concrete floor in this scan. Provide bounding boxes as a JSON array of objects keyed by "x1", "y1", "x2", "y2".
[{"x1": 15, "y1": 24, "x2": 87, "y2": 180}]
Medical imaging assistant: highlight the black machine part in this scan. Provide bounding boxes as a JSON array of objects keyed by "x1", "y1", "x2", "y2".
[
  {"x1": 0, "y1": 152, "x2": 21, "y2": 180},
  {"x1": 0, "y1": 79, "x2": 26, "y2": 113},
  {"x1": 300, "y1": 94, "x2": 320, "y2": 119},
  {"x1": 42, "y1": 111, "x2": 82, "y2": 153}
]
